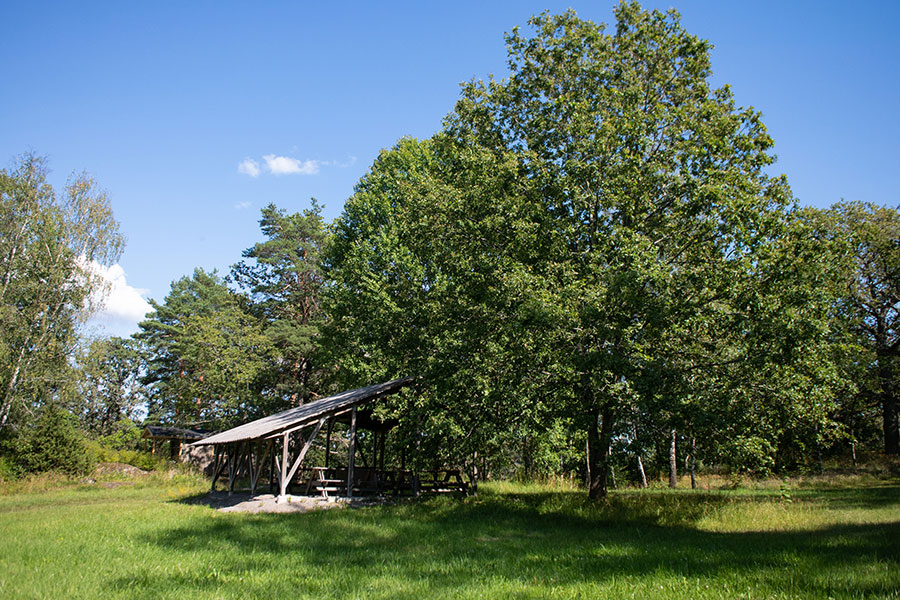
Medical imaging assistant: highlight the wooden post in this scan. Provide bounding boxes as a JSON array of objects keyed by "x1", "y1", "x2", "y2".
[
  {"x1": 211, "y1": 445, "x2": 220, "y2": 492},
  {"x1": 236, "y1": 441, "x2": 245, "y2": 484},
  {"x1": 269, "y1": 440, "x2": 277, "y2": 493},
  {"x1": 249, "y1": 440, "x2": 257, "y2": 495},
  {"x1": 279, "y1": 432, "x2": 290, "y2": 500},
  {"x1": 227, "y1": 443, "x2": 237, "y2": 495},
  {"x1": 325, "y1": 417, "x2": 334, "y2": 468},
  {"x1": 348, "y1": 404, "x2": 357, "y2": 498}
]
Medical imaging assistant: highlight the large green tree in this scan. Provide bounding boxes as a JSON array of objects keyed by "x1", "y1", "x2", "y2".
[
  {"x1": 447, "y1": 3, "x2": 845, "y2": 496},
  {"x1": 0, "y1": 153, "x2": 123, "y2": 430},
  {"x1": 230, "y1": 202, "x2": 328, "y2": 405},
  {"x1": 326, "y1": 4, "x2": 840, "y2": 496}
]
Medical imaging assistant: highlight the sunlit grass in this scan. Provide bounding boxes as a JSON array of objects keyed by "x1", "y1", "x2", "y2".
[{"x1": 0, "y1": 474, "x2": 897, "y2": 599}]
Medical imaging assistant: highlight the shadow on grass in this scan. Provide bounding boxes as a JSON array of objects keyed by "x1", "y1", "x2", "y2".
[
  {"x1": 117, "y1": 486, "x2": 900, "y2": 598},
  {"x1": 797, "y1": 483, "x2": 900, "y2": 510},
  {"x1": 176, "y1": 491, "x2": 273, "y2": 511}
]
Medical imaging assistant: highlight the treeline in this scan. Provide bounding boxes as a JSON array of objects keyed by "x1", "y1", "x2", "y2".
[{"x1": 2, "y1": 4, "x2": 897, "y2": 494}]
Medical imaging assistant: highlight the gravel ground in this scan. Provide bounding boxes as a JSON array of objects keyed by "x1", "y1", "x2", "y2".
[{"x1": 199, "y1": 492, "x2": 352, "y2": 514}]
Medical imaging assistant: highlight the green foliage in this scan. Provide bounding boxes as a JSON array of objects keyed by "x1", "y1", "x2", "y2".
[
  {"x1": 137, "y1": 269, "x2": 275, "y2": 429},
  {"x1": 73, "y1": 337, "x2": 146, "y2": 437},
  {"x1": 718, "y1": 436, "x2": 777, "y2": 476},
  {"x1": 0, "y1": 153, "x2": 124, "y2": 430},
  {"x1": 85, "y1": 440, "x2": 168, "y2": 472},
  {"x1": 96, "y1": 418, "x2": 142, "y2": 451},
  {"x1": 138, "y1": 201, "x2": 331, "y2": 431},
  {"x1": 0, "y1": 455, "x2": 16, "y2": 482},
  {"x1": 325, "y1": 4, "x2": 836, "y2": 496},
  {"x1": 11, "y1": 406, "x2": 95, "y2": 476},
  {"x1": 805, "y1": 202, "x2": 900, "y2": 455}
]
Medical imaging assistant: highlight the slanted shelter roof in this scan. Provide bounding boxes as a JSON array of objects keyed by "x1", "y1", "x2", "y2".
[
  {"x1": 192, "y1": 377, "x2": 415, "y2": 446},
  {"x1": 143, "y1": 426, "x2": 206, "y2": 441}
]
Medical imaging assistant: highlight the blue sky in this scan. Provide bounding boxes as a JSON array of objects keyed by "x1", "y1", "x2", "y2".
[{"x1": 2, "y1": 1, "x2": 898, "y2": 336}]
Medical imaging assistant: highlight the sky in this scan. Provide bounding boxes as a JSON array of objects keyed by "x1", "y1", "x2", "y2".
[{"x1": 2, "y1": 1, "x2": 898, "y2": 337}]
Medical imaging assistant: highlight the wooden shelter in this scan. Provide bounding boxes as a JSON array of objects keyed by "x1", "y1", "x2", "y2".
[
  {"x1": 143, "y1": 425, "x2": 206, "y2": 460},
  {"x1": 191, "y1": 377, "x2": 467, "y2": 500}
]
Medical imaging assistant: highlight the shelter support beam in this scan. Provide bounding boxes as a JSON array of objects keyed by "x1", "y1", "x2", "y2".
[
  {"x1": 325, "y1": 417, "x2": 333, "y2": 468},
  {"x1": 227, "y1": 443, "x2": 239, "y2": 495},
  {"x1": 284, "y1": 418, "x2": 326, "y2": 491},
  {"x1": 211, "y1": 445, "x2": 221, "y2": 492},
  {"x1": 348, "y1": 405, "x2": 357, "y2": 499},
  {"x1": 278, "y1": 432, "x2": 289, "y2": 499}
]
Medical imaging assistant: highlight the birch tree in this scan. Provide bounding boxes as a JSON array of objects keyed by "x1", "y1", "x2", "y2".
[{"x1": 0, "y1": 153, "x2": 123, "y2": 429}]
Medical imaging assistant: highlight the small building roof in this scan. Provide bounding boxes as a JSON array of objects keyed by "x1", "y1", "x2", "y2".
[
  {"x1": 143, "y1": 426, "x2": 206, "y2": 440},
  {"x1": 192, "y1": 376, "x2": 415, "y2": 446}
]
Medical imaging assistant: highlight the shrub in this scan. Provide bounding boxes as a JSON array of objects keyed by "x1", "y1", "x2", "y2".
[
  {"x1": 85, "y1": 440, "x2": 169, "y2": 472},
  {"x1": 718, "y1": 435, "x2": 777, "y2": 476},
  {"x1": 0, "y1": 455, "x2": 17, "y2": 482},
  {"x1": 14, "y1": 407, "x2": 96, "y2": 476},
  {"x1": 97, "y1": 418, "x2": 142, "y2": 451}
]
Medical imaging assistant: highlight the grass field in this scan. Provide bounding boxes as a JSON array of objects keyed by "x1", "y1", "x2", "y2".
[{"x1": 0, "y1": 474, "x2": 898, "y2": 599}]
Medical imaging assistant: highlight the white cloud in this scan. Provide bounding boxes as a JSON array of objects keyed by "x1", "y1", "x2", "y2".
[
  {"x1": 83, "y1": 261, "x2": 153, "y2": 337},
  {"x1": 234, "y1": 201, "x2": 252, "y2": 210},
  {"x1": 263, "y1": 154, "x2": 320, "y2": 176},
  {"x1": 237, "y1": 158, "x2": 261, "y2": 177}
]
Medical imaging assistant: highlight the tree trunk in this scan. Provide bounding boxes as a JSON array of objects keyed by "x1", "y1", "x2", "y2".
[
  {"x1": 631, "y1": 422, "x2": 647, "y2": 488},
  {"x1": 522, "y1": 436, "x2": 534, "y2": 480},
  {"x1": 669, "y1": 429, "x2": 678, "y2": 489},
  {"x1": 883, "y1": 395, "x2": 899, "y2": 455},
  {"x1": 471, "y1": 451, "x2": 479, "y2": 496},
  {"x1": 587, "y1": 405, "x2": 613, "y2": 499},
  {"x1": 815, "y1": 423, "x2": 825, "y2": 473},
  {"x1": 585, "y1": 438, "x2": 591, "y2": 484},
  {"x1": 690, "y1": 436, "x2": 697, "y2": 490},
  {"x1": 878, "y1": 350, "x2": 899, "y2": 455},
  {"x1": 0, "y1": 339, "x2": 30, "y2": 428},
  {"x1": 636, "y1": 452, "x2": 648, "y2": 489}
]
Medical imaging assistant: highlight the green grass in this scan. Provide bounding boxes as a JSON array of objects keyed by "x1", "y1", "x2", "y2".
[{"x1": 0, "y1": 476, "x2": 897, "y2": 599}]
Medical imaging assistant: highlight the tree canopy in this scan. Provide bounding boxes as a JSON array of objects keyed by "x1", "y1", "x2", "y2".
[
  {"x1": 0, "y1": 153, "x2": 123, "y2": 430},
  {"x1": 323, "y1": 3, "x2": 843, "y2": 496},
  {"x1": 230, "y1": 201, "x2": 328, "y2": 405},
  {"x1": 805, "y1": 202, "x2": 900, "y2": 455}
]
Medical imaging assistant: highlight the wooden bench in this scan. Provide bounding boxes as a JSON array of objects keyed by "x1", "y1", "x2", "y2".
[{"x1": 297, "y1": 467, "x2": 469, "y2": 498}]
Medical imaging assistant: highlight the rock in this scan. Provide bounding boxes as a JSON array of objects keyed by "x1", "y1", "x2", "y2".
[{"x1": 95, "y1": 462, "x2": 150, "y2": 477}]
